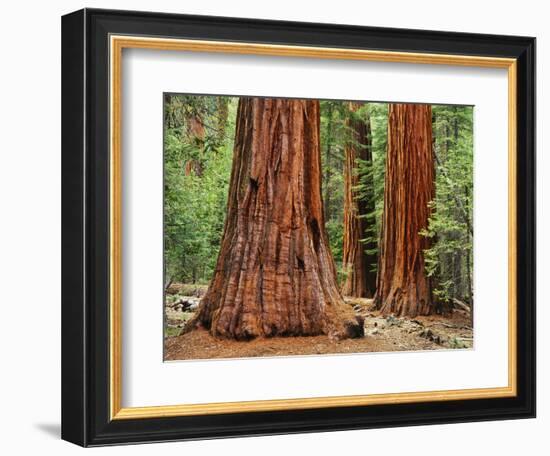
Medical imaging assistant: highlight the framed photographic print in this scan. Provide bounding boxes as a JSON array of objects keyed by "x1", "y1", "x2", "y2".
[{"x1": 61, "y1": 8, "x2": 536, "y2": 447}]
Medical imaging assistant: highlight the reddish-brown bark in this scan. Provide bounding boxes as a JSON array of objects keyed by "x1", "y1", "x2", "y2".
[
  {"x1": 374, "y1": 103, "x2": 435, "y2": 317},
  {"x1": 342, "y1": 102, "x2": 377, "y2": 298},
  {"x1": 186, "y1": 98, "x2": 362, "y2": 340}
]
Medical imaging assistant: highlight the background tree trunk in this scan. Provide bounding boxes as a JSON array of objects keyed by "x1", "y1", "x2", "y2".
[
  {"x1": 465, "y1": 182, "x2": 473, "y2": 307},
  {"x1": 374, "y1": 103, "x2": 435, "y2": 317},
  {"x1": 323, "y1": 103, "x2": 334, "y2": 219},
  {"x1": 184, "y1": 114, "x2": 205, "y2": 176},
  {"x1": 451, "y1": 113, "x2": 464, "y2": 300},
  {"x1": 341, "y1": 102, "x2": 377, "y2": 297},
  {"x1": 216, "y1": 96, "x2": 229, "y2": 141},
  {"x1": 187, "y1": 98, "x2": 362, "y2": 340}
]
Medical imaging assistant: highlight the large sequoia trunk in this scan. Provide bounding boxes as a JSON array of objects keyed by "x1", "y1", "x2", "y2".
[
  {"x1": 374, "y1": 103, "x2": 435, "y2": 317},
  {"x1": 186, "y1": 98, "x2": 362, "y2": 340},
  {"x1": 342, "y1": 102, "x2": 377, "y2": 298}
]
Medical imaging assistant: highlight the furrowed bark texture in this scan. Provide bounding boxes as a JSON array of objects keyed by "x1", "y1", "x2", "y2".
[
  {"x1": 375, "y1": 103, "x2": 435, "y2": 317},
  {"x1": 188, "y1": 98, "x2": 362, "y2": 340},
  {"x1": 342, "y1": 102, "x2": 377, "y2": 298}
]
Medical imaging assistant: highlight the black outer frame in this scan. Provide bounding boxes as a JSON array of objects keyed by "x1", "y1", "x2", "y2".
[{"x1": 61, "y1": 8, "x2": 536, "y2": 447}]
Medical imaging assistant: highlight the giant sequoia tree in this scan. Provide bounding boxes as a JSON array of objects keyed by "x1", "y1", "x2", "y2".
[
  {"x1": 186, "y1": 98, "x2": 362, "y2": 340},
  {"x1": 375, "y1": 103, "x2": 435, "y2": 317},
  {"x1": 341, "y1": 102, "x2": 377, "y2": 297}
]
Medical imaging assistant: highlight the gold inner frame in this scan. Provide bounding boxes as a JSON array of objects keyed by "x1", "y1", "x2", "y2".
[{"x1": 109, "y1": 35, "x2": 518, "y2": 420}]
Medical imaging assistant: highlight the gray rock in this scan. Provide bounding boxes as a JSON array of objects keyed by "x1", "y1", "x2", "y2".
[{"x1": 174, "y1": 297, "x2": 200, "y2": 312}]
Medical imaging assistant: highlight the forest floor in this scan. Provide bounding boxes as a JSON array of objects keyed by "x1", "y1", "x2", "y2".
[{"x1": 164, "y1": 284, "x2": 473, "y2": 361}]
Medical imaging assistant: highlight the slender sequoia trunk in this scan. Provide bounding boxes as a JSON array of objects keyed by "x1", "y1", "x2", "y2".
[
  {"x1": 374, "y1": 103, "x2": 435, "y2": 317},
  {"x1": 341, "y1": 102, "x2": 377, "y2": 297},
  {"x1": 186, "y1": 98, "x2": 362, "y2": 340}
]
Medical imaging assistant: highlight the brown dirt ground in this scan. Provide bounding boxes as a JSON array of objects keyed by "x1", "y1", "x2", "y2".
[{"x1": 164, "y1": 296, "x2": 473, "y2": 361}]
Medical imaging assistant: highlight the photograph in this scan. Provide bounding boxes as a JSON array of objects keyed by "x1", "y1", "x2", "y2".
[
  {"x1": 163, "y1": 94, "x2": 474, "y2": 361},
  {"x1": 57, "y1": 5, "x2": 536, "y2": 448}
]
